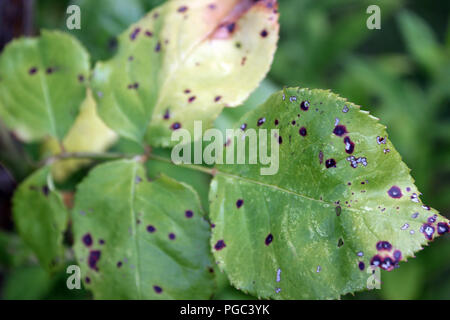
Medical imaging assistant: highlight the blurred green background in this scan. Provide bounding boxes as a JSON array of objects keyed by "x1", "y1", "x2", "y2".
[{"x1": 0, "y1": 0, "x2": 449, "y2": 300}]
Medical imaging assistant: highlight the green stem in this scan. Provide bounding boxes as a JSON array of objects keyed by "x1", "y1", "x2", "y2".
[
  {"x1": 42, "y1": 151, "x2": 216, "y2": 176},
  {"x1": 148, "y1": 154, "x2": 215, "y2": 175}
]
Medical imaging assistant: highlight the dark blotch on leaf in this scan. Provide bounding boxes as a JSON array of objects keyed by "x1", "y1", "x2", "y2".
[
  {"x1": 299, "y1": 127, "x2": 307, "y2": 136},
  {"x1": 29, "y1": 67, "x2": 37, "y2": 75},
  {"x1": 155, "y1": 42, "x2": 161, "y2": 52},
  {"x1": 82, "y1": 233, "x2": 93, "y2": 247},
  {"x1": 257, "y1": 117, "x2": 266, "y2": 126},
  {"x1": 393, "y1": 250, "x2": 402, "y2": 262},
  {"x1": 214, "y1": 240, "x2": 226, "y2": 250},
  {"x1": 226, "y1": 22, "x2": 236, "y2": 33},
  {"x1": 117, "y1": 261, "x2": 122, "y2": 268},
  {"x1": 169, "y1": 233, "x2": 176, "y2": 240},
  {"x1": 325, "y1": 159, "x2": 336, "y2": 168},
  {"x1": 344, "y1": 136, "x2": 355, "y2": 154},
  {"x1": 387, "y1": 186, "x2": 402, "y2": 199},
  {"x1": 265, "y1": 234, "x2": 273, "y2": 246},
  {"x1": 153, "y1": 285, "x2": 163, "y2": 294},
  {"x1": 177, "y1": 5, "x2": 188, "y2": 12},
  {"x1": 163, "y1": 109, "x2": 170, "y2": 120},
  {"x1": 337, "y1": 238, "x2": 344, "y2": 247},
  {"x1": 88, "y1": 250, "x2": 101, "y2": 271},
  {"x1": 422, "y1": 223, "x2": 435, "y2": 240},
  {"x1": 42, "y1": 185, "x2": 50, "y2": 197},
  {"x1": 260, "y1": 29, "x2": 268, "y2": 37},
  {"x1": 335, "y1": 206, "x2": 341, "y2": 217},
  {"x1": 380, "y1": 257, "x2": 395, "y2": 271},
  {"x1": 185, "y1": 210, "x2": 194, "y2": 218},
  {"x1": 370, "y1": 255, "x2": 382, "y2": 267},
  {"x1": 240, "y1": 123, "x2": 247, "y2": 131},
  {"x1": 236, "y1": 199, "x2": 244, "y2": 208},
  {"x1": 376, "y1": 241, "x2": 392, "y2": 251},
  {"x1": 215, "y1": 96, "x2": 222, "y2": 102},
  {"x1": 437, "y1": 222, "x2": 449, "y2": 235},
  {"x1": 130, "y1": 28, "x2": 141, "y2": 40},
  {"x1": 358, "y1": 261, "x2": 365, "y2": 271},
  {"x1": 333, "y1": 125, "x2": 347, "y2": 137},
  {"x1": 147, "y1": 225, "x2": 156, "y2": 233},
  {"x1": 171, "y1": 122, "x2": 181, "y2": 130},
  {"x1": 300, "y1": 101, "x2": 310, "y2": 111}
]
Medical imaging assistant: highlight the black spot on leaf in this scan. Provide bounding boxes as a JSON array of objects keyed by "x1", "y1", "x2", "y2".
[
  {"x1": 437, "y1": 222, "x2": 449, "y2": 235},
  {"x1": 299, "y1": 127, "x2": 307, "y2": 136},
  {"x1": 171, "y1": 122, "x2": 181, "y2": 130},
  {"x1": 82, "y1": 233, "x2": 93, "y2": 247},
  {"x1": 344, "y1": 136, "x2": 355, "y2": 154},
  {"x1": 88, "y1": 250, "x2": 101, "y2": 271},
  {"x1": 333, "y1": 125, "x2": 347, "y2": 137},
  {"x1": 265, "y1": 234, "x2": 273, "y2": 246},
  {"x1": 214, "y1": 240, "x2": 226, "y2": 250},
  {"x1": 153, "y1": 285, "x2": 163, "y2": 294},
  {"x1": 376, "y1": 241, "x2": 392, "y2": 251},
  {"x1": 300, "y1": 101, "x2": 310, "y2": 111},
  {"x1": 325, "y1": 159, "x2": 336, "y2": 168}
]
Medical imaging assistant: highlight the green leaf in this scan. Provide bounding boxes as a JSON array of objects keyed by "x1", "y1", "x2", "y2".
[
  {"x1": 209, "y1": 88, "x2": 449, "y2": 299},
  {"x1": 0, "y1": 30, "x2": 90, "y2": 142},
  {"x1": 12, "y1": 166, "x2": 69, "y2": 273},
  {"x1": 92, "y1": 0, "x2": 279, "y2": 145},
  {"x1": 72, "y1": 160, "x2": 214, "y2": 299},
  {"x1": 146, "y1": 148, "x2": 212, "y2": 213}
]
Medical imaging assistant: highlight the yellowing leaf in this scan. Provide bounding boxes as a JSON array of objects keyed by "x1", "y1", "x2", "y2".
[
  {"x1": 92, "y1": 0, "x2": 279, "y2": 146},
  {"x1": 42, "y1": 89, "x2": 118, "y2": 182}
]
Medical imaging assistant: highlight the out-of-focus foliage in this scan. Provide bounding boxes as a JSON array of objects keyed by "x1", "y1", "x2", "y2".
[{"x1": 0, "y1": 0, "x2": 448, "y2": 300}]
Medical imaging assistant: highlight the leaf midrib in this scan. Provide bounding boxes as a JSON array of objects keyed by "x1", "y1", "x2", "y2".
[
  {"x1": 128, "y1": 162, "x2": 142, "y2": 299},
  {"x1": 216, "y1": 170, "x2": 427, "y2": 225}
]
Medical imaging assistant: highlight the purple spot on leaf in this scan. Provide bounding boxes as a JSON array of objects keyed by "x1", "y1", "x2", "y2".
[
  {"x1": 387, "y1": 186, "x2": 402, "y2": 199},
  {"x1": 214, "y1": 240, "x2": 226, "y2": 250}
]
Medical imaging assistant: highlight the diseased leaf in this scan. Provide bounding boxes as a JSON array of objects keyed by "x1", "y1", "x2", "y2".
[
  {"x1": 209, "y1": 88, "x2": 449, "y2": 299},
  {"x1": 42, "y1": 89, "x2": 118, "y2": 182},
  {"x1": 91, "y1": 0, "x2": 279, "y2": 145},
  {"x1": 12, "y1": 166, "x2": 69, "y2": 273},
  {"x1": 72, "y1": 160, "x2": 214, "y2": 299},
  {"x1": 0, "y1": 30, "x2": 90, "y2": 142}
]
